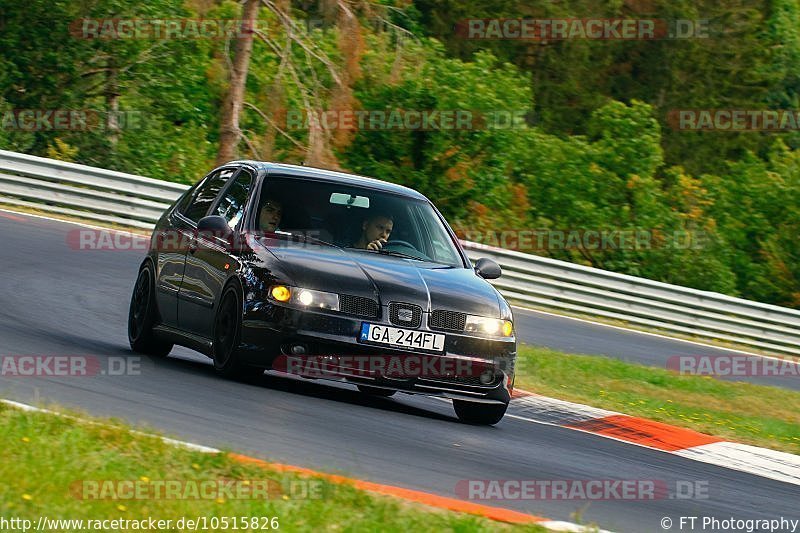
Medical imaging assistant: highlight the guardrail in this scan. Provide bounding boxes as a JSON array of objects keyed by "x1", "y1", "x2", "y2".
[
  {"x1": 461, "y1": 245, "x2": 800, "y2": 356},
  {"x1": 0, "y1": 149, "x2": 188, "y2": 229},
  {"x1": 2, "y1": 149, "x2": 799, "y2": 356}
]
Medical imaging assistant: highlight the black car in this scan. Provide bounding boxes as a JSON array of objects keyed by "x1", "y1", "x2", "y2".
[{"x1": 128, "y1": 162, "x2": 516, "y2": 424}]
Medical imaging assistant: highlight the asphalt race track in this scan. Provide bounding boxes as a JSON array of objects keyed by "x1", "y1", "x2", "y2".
[
  {"x1": 513, "y1": 310, "x2": 800, "y2": 391},
  {"x1": 1, "y1": 211, "x2": 797, "y2": 532}
]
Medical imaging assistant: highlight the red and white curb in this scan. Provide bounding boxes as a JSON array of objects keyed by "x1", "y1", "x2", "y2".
[
  {"x1": 1, "y1": 398, "x2": 612, "y2": 532},
  {"x1": 509, "y1": 391, "x2": 800, "y2": 487}
]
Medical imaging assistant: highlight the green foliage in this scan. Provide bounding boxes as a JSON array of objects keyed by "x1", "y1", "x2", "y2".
[
  {"x1": 345, "y1": 42, "x2": 533, "y2": 225},
  {"x1": 702, "y1": 142, "x2": 800, "y2": 306},
  {"x1": 1, "y1": 0, "x2": 799, "y2": 306},
  {"x1": 46, "y1": 139, "x2": 79, "y2": 162},
  {"x1": 506, "y1": 101, "x2": 738, "y2": 292},
  {"x1": 415, "y1": 0, "x2": 800, "y2": 174},
  {"x1": 0, "y1": 0, "x2": 218, "y2": 178}
]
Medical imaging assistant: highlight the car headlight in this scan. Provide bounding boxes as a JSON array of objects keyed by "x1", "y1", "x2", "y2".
[
  {"x1": 269, "y1": 285, "x2": 340, "y2": 311},
  {"x1": 464, "y1": 315, "x2": 514, "y2": 338}
]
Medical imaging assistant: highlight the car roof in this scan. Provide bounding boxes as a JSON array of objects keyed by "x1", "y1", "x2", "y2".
[{"x1": 228, "y1": 160, "x2": 429, "y2": 201}]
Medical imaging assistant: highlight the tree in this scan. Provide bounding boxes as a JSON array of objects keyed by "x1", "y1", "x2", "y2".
[{"x1": 216, "y1": 0, "x2": 261, "y2": 165}]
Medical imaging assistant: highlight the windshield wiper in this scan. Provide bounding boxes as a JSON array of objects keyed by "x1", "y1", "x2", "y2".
[{"x1": 375, "y1": 249, "x2": 424, "y2": 261}]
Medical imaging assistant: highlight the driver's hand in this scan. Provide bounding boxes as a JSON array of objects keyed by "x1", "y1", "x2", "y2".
[{"x1": 367, "y1": 238, "x2": 387, "y2": 251}]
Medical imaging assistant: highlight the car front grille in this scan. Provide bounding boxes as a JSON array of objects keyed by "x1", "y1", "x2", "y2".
[
  {"x1": 339, "y1": 294, "x2": 379, "y2": 318},
  {"x1": 422, "y1": 374, "x2": 493, "y2": 387},
  {"x1": 388, "y1": 302, "x2": 422, "y2": 328},
  {"x1": 429, "y1": 310, "x2": 466, "y2": 332}
]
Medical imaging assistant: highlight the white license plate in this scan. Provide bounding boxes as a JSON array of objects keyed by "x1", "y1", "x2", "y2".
[{"x1": 359, "y1": 323, "x2": 445, "y2": 352}]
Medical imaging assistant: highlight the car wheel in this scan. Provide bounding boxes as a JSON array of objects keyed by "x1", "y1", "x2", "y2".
[
  {"x1": 453, "y1": 400, "x2": 508, "y2": 425},
  {"x1": 128, "y1": 264, "x2": 173, "y2": 357},
  {"x1": 213, "y1": 286, "x2": 263, "y2": 379},
  {"x1": 357, "y1": 385, "x2": 396, "y2": 397}
]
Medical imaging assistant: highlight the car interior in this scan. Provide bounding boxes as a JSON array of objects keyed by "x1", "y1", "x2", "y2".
[{"x1": 257, "y1": 177, "x2": 426, "y2": 251}]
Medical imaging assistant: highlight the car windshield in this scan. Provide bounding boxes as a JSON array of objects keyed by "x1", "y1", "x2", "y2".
[{"x1": 253, "y1": 175, "x2": 464, "y2": 267}]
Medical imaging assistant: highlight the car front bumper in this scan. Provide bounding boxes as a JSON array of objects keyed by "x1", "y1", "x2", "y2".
[{"x1": 241, "y1": 302, "x2": 516, "y2": 404}]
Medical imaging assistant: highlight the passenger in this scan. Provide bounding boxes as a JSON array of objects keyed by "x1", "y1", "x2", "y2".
[
  {"x1": 353, "y1": 214, "x2": 394, "y2": 251},
  {"x1": 258, "y1": 199, "x2": 283, "y2": 233}
]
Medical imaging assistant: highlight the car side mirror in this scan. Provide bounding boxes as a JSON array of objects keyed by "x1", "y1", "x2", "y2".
[
  {"x1": 474, "y1": 257, "x2": 502, "y2": 280},
  {"x1": 197, "y1": 215, "x2": 233, "y2": 240}
]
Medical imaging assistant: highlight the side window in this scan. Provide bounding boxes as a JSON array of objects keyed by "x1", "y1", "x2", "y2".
[
  {"x1": 182, "y1": 169, "x2": 235, "y2": 223},
  {"x1": 174, "y1": 189, "x2": 194, "y2": 215},
  {"x1": 215, "y1": 170, "x2": 254, "y2": 229}
]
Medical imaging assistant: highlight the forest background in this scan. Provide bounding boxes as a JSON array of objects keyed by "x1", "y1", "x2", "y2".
[{"x1": 2, "y1": 0, "x2": 799, "y2": 307}]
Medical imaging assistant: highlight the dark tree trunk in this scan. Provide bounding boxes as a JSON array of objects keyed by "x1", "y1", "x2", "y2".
[
  {"x1": 105, "y1": 63, "x2": 120, "y2": 146},
  {"x1": 216, "y1": 0, "x2": 260, "y2": 166}
]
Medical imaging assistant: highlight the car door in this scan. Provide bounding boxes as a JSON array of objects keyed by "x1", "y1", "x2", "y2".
[
  {"x1": 177, "y1": 167, "x2": 255, "y2": 337},
  {"x1": 154, "y1": 169, "x2": 230, "y2": 327},
  {"x1": 163, "y1": 167, "x2": 237, "y2": 334}
]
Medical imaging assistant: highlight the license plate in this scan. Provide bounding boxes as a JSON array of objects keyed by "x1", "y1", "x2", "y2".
[{"x1": 359, "y1": 323, "x2": 445, "y2": 352}]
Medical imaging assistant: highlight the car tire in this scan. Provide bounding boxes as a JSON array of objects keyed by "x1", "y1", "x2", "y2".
[
  {"x1": 128, "y1": 263, "x2": 173, "y2": 357},
  {"x1": 357, "y1": 384, "x2": 396, "y2": 397},
  {"x1": 213, "y1": 285, "x2": 264, "y2": 379},
  {"x1": 453, "y1": 400, "x2": 508, "y2": 425}
]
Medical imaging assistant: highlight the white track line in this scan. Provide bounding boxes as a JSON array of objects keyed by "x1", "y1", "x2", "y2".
[
  {"x1": 541, "y1": 521, "x2": 614, "y2": 533},
  {"x1": 674, "y1": 441, "x2": 800, "y2": 486},
  {"x1": 0, "y1": 206, "x2": 151, "y2": 234},
  {"x1": 0, "y1": 399, "x2": 220, "y2": 453},
  {"x1": 512, "y1": 393, "x2": 620, "y2": 423}
]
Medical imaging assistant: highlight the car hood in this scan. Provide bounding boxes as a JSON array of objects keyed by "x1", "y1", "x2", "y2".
[{"x1": 258, "y1": 242, "x2": 503, "y2": 317}]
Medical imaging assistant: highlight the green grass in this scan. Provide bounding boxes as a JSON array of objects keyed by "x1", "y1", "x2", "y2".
[
  {"x1": 514, "y1": 345, "x2": 800, "y2": 454},
  {"x1": 0, "y1": 403, "x2": 550, "y2": 532}
]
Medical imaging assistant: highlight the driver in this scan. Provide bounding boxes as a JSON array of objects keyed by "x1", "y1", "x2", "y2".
[
  {"x1": 258, "y1": 199, "x2": 283, "y2": 233},
  {"x1": 353, "y1": 214, "x2": 393, "y2": 251}
]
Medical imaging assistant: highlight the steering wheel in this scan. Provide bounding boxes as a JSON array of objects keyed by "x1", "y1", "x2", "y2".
[
  {"x1": 383, "y1": 239, "x2": 416, "y2": 250},
  {"x1": 382, "y1": 240, "x2": 429, "y2": 260}
]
